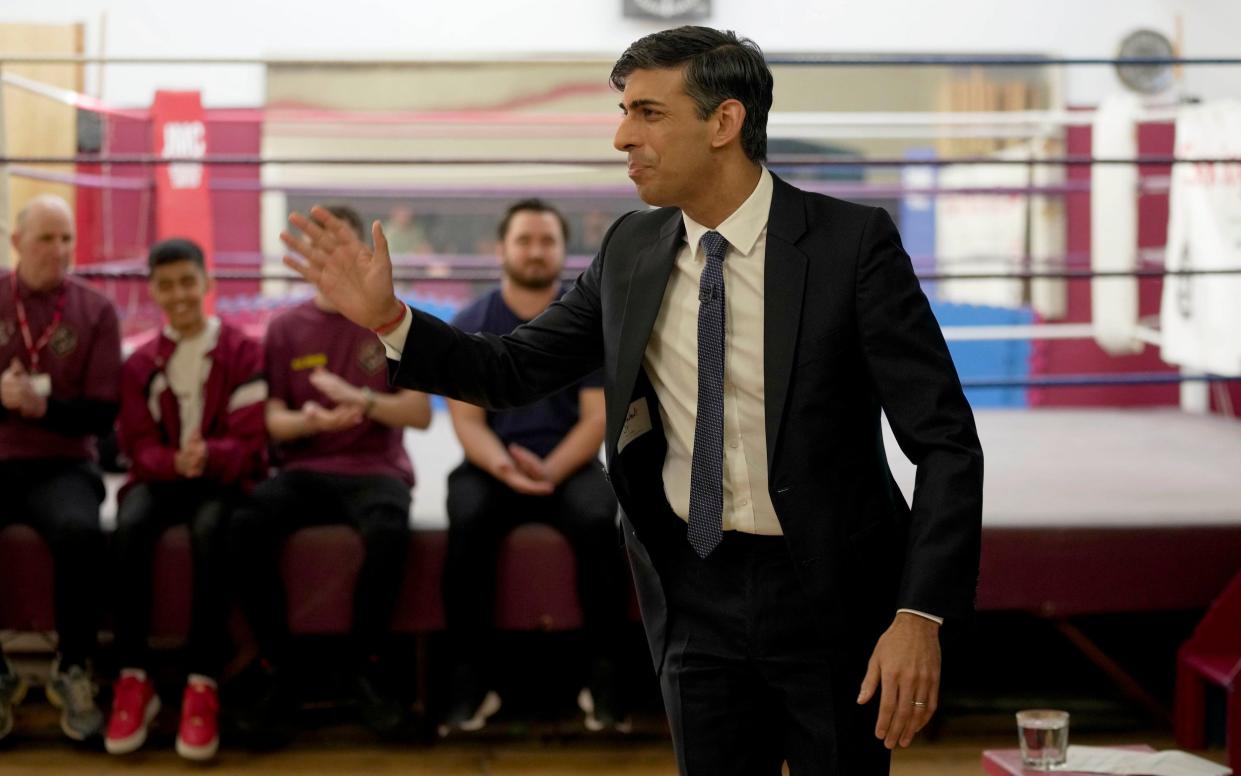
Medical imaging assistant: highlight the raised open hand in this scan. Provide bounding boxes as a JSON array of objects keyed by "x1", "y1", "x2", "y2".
[{"x1": 281, "y1": 206, "x2": 406, "y2": 331}]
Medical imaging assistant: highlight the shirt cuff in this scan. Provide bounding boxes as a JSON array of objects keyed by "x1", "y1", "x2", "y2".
[
  {"x1": 897, "y1": 608, "x2": 944, "y2": 625},
  {"x1": 378, "y1": 304, "x2": 413, "y2": 360}
]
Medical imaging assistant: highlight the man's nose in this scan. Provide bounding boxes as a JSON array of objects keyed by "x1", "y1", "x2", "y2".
[{"x1": 613, "y1": 116, "x2": 637, "y2": 152}]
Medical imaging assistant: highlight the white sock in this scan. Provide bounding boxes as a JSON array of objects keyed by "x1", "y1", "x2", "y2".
[{"x1": 186, "y1": 674, "x2": 217, "y2": 690}]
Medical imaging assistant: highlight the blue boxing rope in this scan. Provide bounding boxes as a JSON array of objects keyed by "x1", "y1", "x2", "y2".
[{"x1": 963, "y1": 373, "x2": 1241, "y2": 389}]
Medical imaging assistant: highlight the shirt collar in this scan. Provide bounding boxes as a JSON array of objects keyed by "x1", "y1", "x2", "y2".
[
  {"x1": 163, "y1": 315, "x2": 221, "y2": 347},
  {"x1": 10, "y1": 268, "x2": 66, "y2": 299},
  {"x1": 681, "y1": 166, "x2": 773, "y2": 259}
]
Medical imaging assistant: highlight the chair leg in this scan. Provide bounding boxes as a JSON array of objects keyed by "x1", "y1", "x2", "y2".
[
  {"x1": 1227, "y1": 683, "x2": 1239, "y2": 775},
  {"x1": 1174, "y1": 657, "x2": 1207, "y2": 750}
]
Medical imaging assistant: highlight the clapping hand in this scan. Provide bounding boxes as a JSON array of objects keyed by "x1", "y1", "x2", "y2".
[
  {"x1": 302, "y1": 400, "x2": 364, "y2": 434},
  {"x1": 309, "y1": 367, "x2": 365, "y2": 408},
  {"x1": 1, "y1": 357, "x2": 47, "y2": 418},
  {"x1": 175, "y1": 430, "x2": 208, "y2": 478}
]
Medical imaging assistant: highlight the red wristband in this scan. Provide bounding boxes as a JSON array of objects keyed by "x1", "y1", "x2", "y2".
[{"x1": 372, "y1": 303, "x2": 408, "y2": 335}]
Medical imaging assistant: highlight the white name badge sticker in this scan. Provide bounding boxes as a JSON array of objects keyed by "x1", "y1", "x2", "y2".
[
  {"x1": 617, "y1": 397, "x2": 652, "y2": 454},
  {"x1": 30, "y1": 373, "x2": 52, "y2": 398}
]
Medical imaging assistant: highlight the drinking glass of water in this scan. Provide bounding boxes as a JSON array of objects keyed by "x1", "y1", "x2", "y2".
[{"x1": 1016, "y1": 709, "x2": 1069, "y2": 769}]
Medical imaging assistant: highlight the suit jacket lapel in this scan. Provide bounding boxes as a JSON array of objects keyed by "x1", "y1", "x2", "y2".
[
  {"x1": 608, "y1": 212, "x2": 683, "y2": 452},
  {"x1": 764, "y1": 176, "x2": 808, "y2": 470}
]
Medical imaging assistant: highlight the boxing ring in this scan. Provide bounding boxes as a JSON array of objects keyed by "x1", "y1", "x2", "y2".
[{"x1": 2, "y1": 49, "x2": 1240, "y2": 737}]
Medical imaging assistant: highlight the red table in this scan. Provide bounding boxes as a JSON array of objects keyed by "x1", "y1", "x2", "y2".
[{"x1": 982, "y1": 745, "x2": 1155, "y2": 775}]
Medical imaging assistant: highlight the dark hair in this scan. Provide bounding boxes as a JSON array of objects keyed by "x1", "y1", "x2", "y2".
[
  {"x1": 325, "y1": 204, "x2": 366, "y2": 241},
  {"x1": 496, "y1": 198, "x2": 570, "y2": 243},
  {"x1": 610, "y1": 26, "x2": 773, "y2": 163},
  {"x1": 147, "y1": 237, "x2": 205, "y2": 274}
]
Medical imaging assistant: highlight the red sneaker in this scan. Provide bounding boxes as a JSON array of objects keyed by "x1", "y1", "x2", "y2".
[
  {"x1": 175, "y1": 675, "x2": 219, "y2": 761},
  {"x1": 105, "y1": 669, "x2": 160, "y2": 755}
]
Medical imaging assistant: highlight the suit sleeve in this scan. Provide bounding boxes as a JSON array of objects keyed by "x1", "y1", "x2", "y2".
[
  {"x1": 855, "y1": 207, "x2": 984, "y2": 624},
  {"x1": 204, "y1": 337, "x2": 268, "y2": 484},
  {"x1": 387, "y1": 213, "x2": 634, "y2": 408},
  {"x1": 118, "y1": 355, "x2": 179, "y2": 482}
]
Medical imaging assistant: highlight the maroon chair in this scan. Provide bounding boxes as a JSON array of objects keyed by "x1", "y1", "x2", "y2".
[
  {"x1": 288, "y1": 523, "x2": 586, "y2": 634},
  {"x1": 150, "y1": 526, "x2": 193, "y2": 638},
  {"x1": 1174, "y1": 568, "x2": 1241, "y2": 773},
  {"x1": 3, "y1": 520, "x2": 635, "y2": 657},
  {"x1": 0, "y1": 524, "x2": 56, "y2": 633}
]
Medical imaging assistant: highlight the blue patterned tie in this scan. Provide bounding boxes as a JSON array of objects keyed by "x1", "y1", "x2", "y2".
[{"x1": 688, "y1": 230, "x2": 729, "y2": 558}]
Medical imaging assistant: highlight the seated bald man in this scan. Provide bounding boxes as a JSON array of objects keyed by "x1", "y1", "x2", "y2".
[{"x1": 0, "y1": 195, "x2": 120, "y2": 743}]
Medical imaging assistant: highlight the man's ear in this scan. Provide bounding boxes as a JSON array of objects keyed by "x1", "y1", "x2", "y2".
[{"x1": 710, "y1": 99, "x2": 748, "y2": 151}]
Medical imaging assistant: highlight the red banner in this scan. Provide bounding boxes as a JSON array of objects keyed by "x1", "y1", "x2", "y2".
[{"x1": 151, "y1": 90, "x2": 215, "y2": 311}]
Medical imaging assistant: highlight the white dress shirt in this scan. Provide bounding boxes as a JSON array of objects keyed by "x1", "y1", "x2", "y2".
[{"x1": 644, "y1": 167, "x2": 780, "y2": 535}]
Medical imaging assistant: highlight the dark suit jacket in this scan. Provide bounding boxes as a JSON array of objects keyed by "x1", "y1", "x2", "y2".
[{"x1": 391, "y1": 174, "x2": 983, "y2": 677}]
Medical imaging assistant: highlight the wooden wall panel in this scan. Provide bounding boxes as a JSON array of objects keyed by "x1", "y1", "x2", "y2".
[{"x1": 0, "y1": 23, "x2": 83, "y2": 266}]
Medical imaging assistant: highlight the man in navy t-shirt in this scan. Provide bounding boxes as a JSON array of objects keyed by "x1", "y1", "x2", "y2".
[{"x1": 441, "y1": 199, "x2": 627, "y2": 735}]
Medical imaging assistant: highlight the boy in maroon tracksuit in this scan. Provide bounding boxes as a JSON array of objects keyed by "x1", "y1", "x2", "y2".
[{"x1": 107, "y1": 238, "x2": 267, "y2": 761}]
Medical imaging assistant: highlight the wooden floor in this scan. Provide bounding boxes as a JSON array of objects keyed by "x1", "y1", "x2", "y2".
[
  {"x1": 0, "y1": 731, "x2": 1221, "y2": 774},
  {"x1": 0, "y1": 674, "x2": 1228, "y2": 775}
]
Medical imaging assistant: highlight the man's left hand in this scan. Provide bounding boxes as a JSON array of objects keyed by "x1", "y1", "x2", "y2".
[
  {"x1": 508, "y1": 443, "x2": 564, "y2": 486},
  {"x1": 857, "y1": 611, "x2": 941, "y2": 749}
]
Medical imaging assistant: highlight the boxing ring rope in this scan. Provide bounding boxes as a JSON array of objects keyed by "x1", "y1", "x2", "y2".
[
  {"x1": 3, "y1": 54, "x2": 1240, "y2": 66},
  {"x1": 3, "y1": 153, "x2": 1240, "y2": 166},
  {"x1": 7, "y1": 163, "x2": 1185, "y2": 201}
]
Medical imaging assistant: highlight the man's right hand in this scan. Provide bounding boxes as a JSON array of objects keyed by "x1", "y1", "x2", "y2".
[
  {"x1": 302, "y1": 400, "x2": 364, "y2": 435},
  {"x1": 281, "y1": 206, "x2": 405, "y2": 331},
  {"x1": 1, "y1": 357, "x2": 28, "y2": 410},
  {"x1": 490, "y1": 453, "x2": 554, "y2": 497}
]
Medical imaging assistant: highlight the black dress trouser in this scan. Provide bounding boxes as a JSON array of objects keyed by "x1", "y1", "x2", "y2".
[
  {"x1": 112, "y1": 480, "x2": 233, "y2": 677},
  {"x1": 0, "y1": 459, "x2": 105, "y2": 668},
  {"x1": 442, "y1": 460, "x2": 626, "y2": 672},
  {"x1": 228, "y1": 469, "x2": 411, "y2": 662},
  {"x1": 656, "y1": 524, "x2": 891, "y2": 776}
]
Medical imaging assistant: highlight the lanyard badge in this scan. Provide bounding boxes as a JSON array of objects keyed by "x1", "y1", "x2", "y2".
[{"x1": 11, "y1": 273, "x2": 67, "y2": 386}]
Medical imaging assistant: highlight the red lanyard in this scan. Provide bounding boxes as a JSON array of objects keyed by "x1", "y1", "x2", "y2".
[{"x1": 11, "y1": 273, "x2": 67, "y2": 374}]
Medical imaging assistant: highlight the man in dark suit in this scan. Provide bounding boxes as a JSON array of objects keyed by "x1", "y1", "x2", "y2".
[{"x1": 283, "y1": 26, "x2": 983, "y2": 776}]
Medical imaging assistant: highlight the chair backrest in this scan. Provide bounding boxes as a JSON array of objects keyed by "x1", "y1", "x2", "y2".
[{"x1": 1186, "y1": 568, "x2": 1241, "y2": 653}]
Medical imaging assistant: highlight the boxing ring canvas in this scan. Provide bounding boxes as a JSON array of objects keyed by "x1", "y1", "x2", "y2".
[
  {"x1": 886, "y1": 407, "x2": 1241, "y2": 719},
  {"x1": 884, "y1": 408, "x2": 1241, "y2": 605}
]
